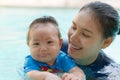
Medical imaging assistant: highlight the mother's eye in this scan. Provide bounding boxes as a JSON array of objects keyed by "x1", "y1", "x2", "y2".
[
  {"x1": 82, "y1": 32, "x2": 90, "y2": 38},
  {"x1": 71, "y1": 25, "x2": 76, "y2": 31}
]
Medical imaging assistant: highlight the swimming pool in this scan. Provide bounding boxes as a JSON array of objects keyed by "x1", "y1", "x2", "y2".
[{"x1": 0, "y1": 7, "x2": 120, "y2": 80}]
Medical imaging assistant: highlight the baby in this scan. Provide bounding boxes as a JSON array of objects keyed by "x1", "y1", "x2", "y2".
[{"x1": 24, "y1": 16, "x2": 85, "y2": 80}]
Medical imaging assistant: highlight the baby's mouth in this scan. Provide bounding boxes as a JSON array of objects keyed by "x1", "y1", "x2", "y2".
[{"x1": 39, "y1": 53, "x2": 48, "y2": 58}]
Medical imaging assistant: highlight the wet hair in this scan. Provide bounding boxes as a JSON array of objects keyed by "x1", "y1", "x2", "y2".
[
  {"x1": 27, "y1": 16, "x2": 61, "y2": 44},
  {"x1": 80, "y1": 1, "x2": 120, "y2": 39}
]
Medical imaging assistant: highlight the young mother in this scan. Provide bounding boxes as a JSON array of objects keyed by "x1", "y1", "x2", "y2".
[{"x1": 62, "y1": 1, "x2": 120, "y2": 80}]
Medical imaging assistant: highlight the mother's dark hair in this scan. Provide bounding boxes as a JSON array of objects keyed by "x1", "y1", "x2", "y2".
[{"x1": 80, "y1": 1, "x2": 120, "y2": 39}]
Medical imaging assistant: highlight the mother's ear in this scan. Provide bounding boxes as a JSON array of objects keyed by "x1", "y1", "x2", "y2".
[{"x1": 101, "y1": 37, "x2": 113, "y2": 49}]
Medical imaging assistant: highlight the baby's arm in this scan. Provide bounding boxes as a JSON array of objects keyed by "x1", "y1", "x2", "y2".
[
  {"x1": 24, "y1": 56, "x2": 61, "y2": 80},
  {"x1": 62, "y1": 67, "x2": 86, "y2": 80},
  {"x1": 26, "y1": 70, "x2": 61, "y2": 80}
]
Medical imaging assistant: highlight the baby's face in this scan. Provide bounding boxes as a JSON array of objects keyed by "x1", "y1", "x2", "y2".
[{"x1": 28, "y1": 23, "x2": 62, "y2": 65}]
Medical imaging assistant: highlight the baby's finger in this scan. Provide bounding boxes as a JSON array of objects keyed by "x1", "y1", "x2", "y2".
[
  {"x1": 63, "y1": 74, "x2": 73, "y2": 80},
  {"x1": 62, "y1": 73, "x2": 69, "y2": 80}
]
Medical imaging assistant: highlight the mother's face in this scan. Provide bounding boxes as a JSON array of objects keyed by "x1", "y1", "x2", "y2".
[{"x1": 68, "y1": 10, "x2": 105, "y2": 61}]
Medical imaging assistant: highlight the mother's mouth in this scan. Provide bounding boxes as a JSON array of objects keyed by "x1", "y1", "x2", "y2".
[{"x1": 70, "y1": 44, "x2": 82, "y2": 51}]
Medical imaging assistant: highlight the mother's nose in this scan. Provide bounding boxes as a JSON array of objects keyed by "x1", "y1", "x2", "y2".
[{"x1": 70, "y1": 32, "x2": 79, "y2": 43}]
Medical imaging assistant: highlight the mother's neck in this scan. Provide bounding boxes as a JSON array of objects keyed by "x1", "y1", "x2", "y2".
[{"x1": 75, "y1": 53, "x2": 99, "y2": 66}]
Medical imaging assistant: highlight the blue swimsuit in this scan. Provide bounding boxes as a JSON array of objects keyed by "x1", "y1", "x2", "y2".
[
  {"x1": 24, "y1": 51, "x2": 76, "y2": 74},
  {"x1": 76, "y1": 51, "x2": 120, "y2": 80}
]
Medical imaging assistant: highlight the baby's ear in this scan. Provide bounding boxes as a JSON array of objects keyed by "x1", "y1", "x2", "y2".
[
  {"x1": 101, "y1": 37, "x2": 113, "y2": 49},
  {"x1": 59, "y1": 38, "x2": 63, "y2": 47},
  {"x1": 27, "y1": 41, "x2": 31, "y2": 47},
  {"x1": 27, "y1": 41, "x2": 30, "y2": 46}
]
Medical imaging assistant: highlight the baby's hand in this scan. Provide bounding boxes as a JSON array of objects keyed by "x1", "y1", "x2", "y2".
[
  {"x1": 62, "y1": 73, "x2": 85, "y2": 80},
  {"x1": 26, "y1": 71, "x2": 61, "y2": 80},
  {"x1": 45, "y1": 72, "x2": 62, "y2": 80}
]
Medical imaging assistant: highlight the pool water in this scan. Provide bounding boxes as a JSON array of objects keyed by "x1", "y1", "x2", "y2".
[{"x1": 0, "y1": 7, "x2": 120, "y2": 80}]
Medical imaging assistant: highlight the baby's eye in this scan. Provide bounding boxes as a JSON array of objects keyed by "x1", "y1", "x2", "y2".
[
  {"x1": 47, "y1": 41, "x2": 53, "y2": 44},
  {"x1": 33, "y1": 43, "x2": 39, "y2": 45}
]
